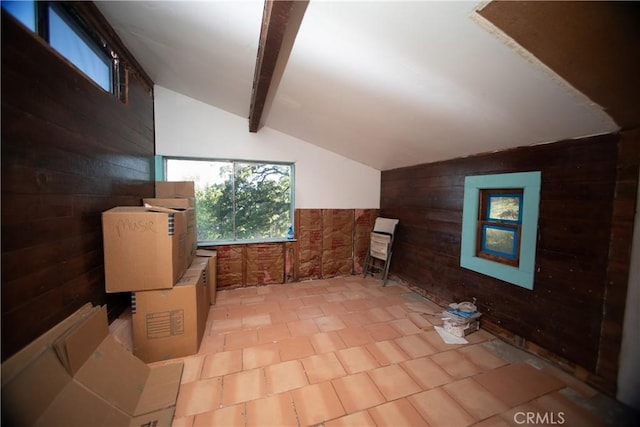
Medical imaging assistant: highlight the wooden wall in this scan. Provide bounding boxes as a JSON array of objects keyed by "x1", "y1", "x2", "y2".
[
  {"x1": 1, "y1": 10, "x2": 155, "y2": 361},
  {"x1": 380, "y1": 133, "x2": 638, "y2": 392}
]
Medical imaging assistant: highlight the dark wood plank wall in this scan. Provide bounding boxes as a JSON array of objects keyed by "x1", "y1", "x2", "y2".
[
  {"x1": 380, "y1": 133, "x2": 638, "y2": 392},
  {"x1": 1, "y1": 11, "x2": 155, "y2": 361}
]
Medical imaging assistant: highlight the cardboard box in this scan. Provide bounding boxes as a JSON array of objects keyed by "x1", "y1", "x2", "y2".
[
  {"x1": 102, "y1": 206, "x2": 189, "y2": 293},
  {"x1": 196, "y1": 249, "x2": 218, "y2": 304},
  {"x1": 132, "y1": 259, "x2": 208, "y2": 363},
  {"x1": 1, "y1": 304, "x2": 183, "y2": 427},
  {"x1": 156, "y1": 181, "x2": 195, "y2": 199},
  {"x1": 144, "y1": 197, "x2": 197, "y2": 264}
]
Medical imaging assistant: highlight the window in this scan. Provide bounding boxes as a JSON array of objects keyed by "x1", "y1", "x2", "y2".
[
  {"x1": 460, "y1": 172, "x2": 541, "y2": 290},
  {"x1": 477, "y1": 189, "x2": 523, "y2": 266},
  {"x1": 2, "y1": 1, "x2": 121, "y2": 96},
  {"x1": 165, "y1": 158, "x2": 294, "y2": 243}
]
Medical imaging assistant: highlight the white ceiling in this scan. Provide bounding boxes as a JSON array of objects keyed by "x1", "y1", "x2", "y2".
[{"x1": 95, "y1": 0, "x2": 618, "y2": 171}]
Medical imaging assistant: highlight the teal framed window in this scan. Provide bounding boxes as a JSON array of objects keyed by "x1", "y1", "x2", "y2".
[{"x1": 461, "y1": 172, "x2": 541, "y2": 290}]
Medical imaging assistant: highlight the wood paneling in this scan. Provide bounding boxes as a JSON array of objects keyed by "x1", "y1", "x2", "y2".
[
  {"x1": 1, "y1": 11, "x2": 155, "y2": 361},
  {"x1": 380, "y1": 133, "x2": 638, "y2": 392}
]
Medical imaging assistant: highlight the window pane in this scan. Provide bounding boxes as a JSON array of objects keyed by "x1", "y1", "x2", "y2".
[
  {"x1": 166, "y1": 159, "x2": 293, "y2": 242},
  {"x1": 487, "y1": 194, "x2": 521, "y2": 222},
  {"x1": 49, "y1": 6, "x2": 111, "y2": 91},
  {"x1": 166, "y1": 159, "x2": 234, "y2": 241},
  {"x1": 234, "y1": 162, "x2": 292, "y2": 240},
  {"x1": 482, "y1": 225, "x2": 517, "y2": 259},
  {"x1": 2, "y1": 0, "x2": 36, "y2": 31}
]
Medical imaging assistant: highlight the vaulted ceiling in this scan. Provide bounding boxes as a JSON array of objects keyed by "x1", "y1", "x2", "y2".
[{"x1": 95, "y1": 1, "x2": 639, "y2": 171}]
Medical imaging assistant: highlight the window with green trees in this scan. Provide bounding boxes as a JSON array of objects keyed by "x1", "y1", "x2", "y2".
[{"x1": 165, "y1": 158, "x2": 294, "y2": 243}]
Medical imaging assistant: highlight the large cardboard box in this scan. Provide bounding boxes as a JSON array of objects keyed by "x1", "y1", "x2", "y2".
[
  {"x1": 102, "y1": 206, "x2": 189, "y2": 293},
  {"x1": 144, "y1": 197, "x2": 197, "y2": 264},
  {"x1": 156, "y1": 181, "x2": 195, "y2": 199},
  {"x1": 196, "y1": 249, "x2": 218, "y2": 304},
  {"x1": 1, "y1": 304, "x2": 183, "y2": 427},
  {"x1": 132, "y1": 259, "x2": 208, "y2": 363}
]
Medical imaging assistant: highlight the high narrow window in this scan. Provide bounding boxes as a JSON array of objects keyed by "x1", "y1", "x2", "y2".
[
  {"x1": 2, "y1": 1, "x2": 122, "y2": 97},
  {"x1": 166, "y1": 158, "x2": 294, "y2": 243}
]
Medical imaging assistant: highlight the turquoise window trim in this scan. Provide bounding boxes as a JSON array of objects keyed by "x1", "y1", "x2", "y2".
[
  {"x1": 460, "y1": 171, "x2": 541, "y2": 290},
  {"x1": 154, "y1": 155, "x2": 165, "y2": 181}
]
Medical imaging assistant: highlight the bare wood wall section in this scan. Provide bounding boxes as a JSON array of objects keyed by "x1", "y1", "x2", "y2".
[
  {"x1": 1, "y1": 11, "x2": 155, "y2": 361},
  {"x1": 380, "y1": 133, "x2": 639, "y2": 393}
]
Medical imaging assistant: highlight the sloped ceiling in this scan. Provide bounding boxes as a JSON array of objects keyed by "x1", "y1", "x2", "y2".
[{"x1": 95, "y1": 1, "x2": 626, "y2": 171}]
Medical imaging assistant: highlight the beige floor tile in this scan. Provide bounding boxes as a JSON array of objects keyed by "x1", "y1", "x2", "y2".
[
  {"x1": 210, "y1": 318, "x2": 242, "y2": 334},
  {"x1": 309, "y1": 331, "x2": 347, "y2": 354},
  {"x1": 385, "y1": 304, "x2": 409, "y2": 319},
  {"x1": 224, "y1": 329, "x2": 259, "y2": 351},
  {"x1": 458, "y1": 343, "x2": 508, "y2": 371},
  {"x1": 340, "y1": 312, "x2": 374, "y2": 327},
  {"x1": 279, "y1": 336, "x2": 316, "y2": 361},
  {"x1": 389, "y1": 318, "x2": 422, "y2": 336},
  {"x1": 202, "y1": 349, "x2": 243, "y2": 378},
  {"x1": 401, "y1": 356, "x2": 452, "y2": 389},
  {"x1": 175, "y1": 377, "x2": 222, "y2": 417},
  {"x1": 395, "y1": 334, "x2": 437, "y2": 358},
  {"x1": 241, "y1": 295, "x2": 266, "y2": 305},
  {"x1": 324, "y1": 410, "x2": 377, "y2": 427},
  {"x1": 226, "y1": 305, "x2": 256, "y2": 319},
  {"x1": 324, "y1": 292, "x2": 347, "y2": 302},
  {"x1": 314, "y1": 315, "x2": 347, "y2": 332},
  {"x1": 430, "y1": 349, "x2": 482, "y2": 379},
  {"x1": 301, "y1": 294, "x2": 327, "y2": 306},
  {"x1": 367, "y1": 307, "x2": 395, "y2": 323},
  {"x1": 320, "y1": 301, "x2": 349, "y2": 316},
  {"x1": 366, "y1": 340, "x2": 410, "y2": 366},
  {"x1": 221, "y1": 368, "x2": 266, "y2": 406},
  {"x1": 336, "y1": 346, "x2": 379, "y2": 374},
  {"x1": 409, "y1": 388, "x2": 475, "y2": 427},
  {"x1": 363, "y1": 322, "x2": 402, "y2": 342},
  {"x1": 269, "y1": 309, "x2": 299, "y2": 325},
  {"x1": 257, "y1": 323, "x2": 291, "y2": 344},
  {"x1": 279, "y1": 297, "x2": 305, "y2": 311},
  {"x1": 406, "y1": 312, "x2": 434, "y2": 329},
  {"x1": 368, "y1": 364, "x2": 421, "y2": 401},
  {"x1": 193, "y1": 404, "x2": 244, "y2": 427},
  {"x1": 473, "y1": 363, "x2": 564, "y2": 408},
  {"x1": 368, "y1": 398, "x2": 429, "y2": 427},
  {"x1": 265, "y1": 360, "x2": 309, "y2": 394},
  {"x1": 465, "y1": 329, "x2": 494, "y2": 344},
  {"x1": 242, "y1": 313, "x2": 272, "y2": 329},
  {"x1": 287, "y1": 318, "x2": 320, "y2": 336},
  {"x1": 246, "y1": 394, "x2": 298, "y2": 427},
  {"x1": 443, "y1": 378, "x2": 510, "y2": 421},
  {"x1": 337, "y1": 326, "x2": 374, "y2": 347},
  {"x1": 292, "y1": 381, "x2": 346, "y2": 426},
  {"x1": 171, "y1": 415, "x2": 194, "y2": 427},
  {"x1": 301, "y1": 352, "x2": 347, "y2": 383},
  {"x1": 243, "y1": 342, "x2": 281, "y2": 370},
  {"x1": 332, "y1": 372, "x2": 385, "y2": 413},
  {"x1": 199, "y1": 333, "x2": 225, "y2": 354},
  {"x1": 251, "y1": 301, "x2": 281, "y2": 316},
  {"x1": 297, "y1": 305, "x2": 325, "y2": 319}
]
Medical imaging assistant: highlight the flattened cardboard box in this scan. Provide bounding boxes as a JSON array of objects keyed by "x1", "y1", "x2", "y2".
[
  {"x1": 1, "y1": 304, "x2": 182, "y2": 427},
  {"x1": 132, "y1": 259, "x2": 208, "y2": 363},
  {"x1": 102, "y1": 206, "x2": 189, "y2": 293}
]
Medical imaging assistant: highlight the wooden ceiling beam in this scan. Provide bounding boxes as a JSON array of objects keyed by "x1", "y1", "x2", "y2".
[{"x1": 249, "y1": 0, "x2": 307, "y2": 133}]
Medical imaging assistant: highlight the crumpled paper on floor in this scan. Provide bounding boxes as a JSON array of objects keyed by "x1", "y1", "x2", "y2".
[{"x1": 434, "y1": 326, "x2": 468, "y2": 344}]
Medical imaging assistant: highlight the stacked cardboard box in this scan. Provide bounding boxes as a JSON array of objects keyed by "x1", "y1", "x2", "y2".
[
  {"x1": 1, "y1": 304, "x2": 183, "y2": 427},
  {"x1": 101, "y1": 181, "x2": 217, "y2": 363}
]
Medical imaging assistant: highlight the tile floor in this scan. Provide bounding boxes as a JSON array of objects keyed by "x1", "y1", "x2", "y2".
[{"x1": 136, "y1": 276, "x2": 637, "y2": 427}]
